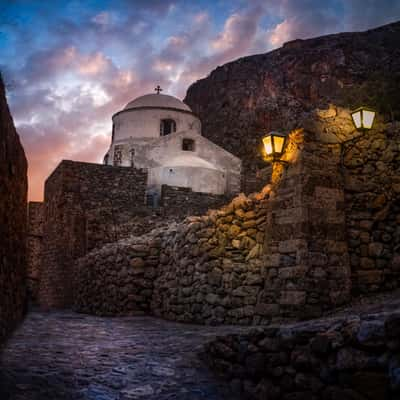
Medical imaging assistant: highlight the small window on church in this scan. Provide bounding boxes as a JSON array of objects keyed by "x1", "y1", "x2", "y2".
[
  {"x1": 160, "y1": 119, "x2": 176, "y2": 136},
  {"x1": 182, "y1": 138, "x2": 195, "y2": 151},
  {"x1": 104, "y1": 154, "x2": 109, "y2": 165}
]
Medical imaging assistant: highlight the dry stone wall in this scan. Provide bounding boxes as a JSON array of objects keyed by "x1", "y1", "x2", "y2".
[
  {"x1": 160, "y1": 185, "x2": 231, "y2": 218},
  {"x1": 73, "y1": 130, "x2": 353, "y2": 324},
  {"x1": 152, "y1": 189, "x2": 270, "y2": 325},
  {"x1": 204, "y1": 300, "x2": 400, "y2": 400},
  {"x1": 74, "y1": 229, "x2": 166, "y2": 316},
  {"x1": 0, "y1": 77, "x2": 27, "y2": 345},
  {"x1": 39, "y1": 160, "x2": 148, "y2": 309},
  {"x1": 27, "y1": 201, "x2": 44, "y2": 302},
  {"x1": 264, "y1": 130, "x2": 351, "y2": 319},
  {"x1": 151, "y1": 129, "x2": 351, "y2": 324},
  {"x1": 344, "y1": 123, "x2": 400, "y2": 294},
  {"x1": 70, "y1": 122, "x2": 400, "y2": 324}
]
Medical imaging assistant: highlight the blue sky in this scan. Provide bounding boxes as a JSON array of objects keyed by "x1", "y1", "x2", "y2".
[{"x1": 0, "y1": 0, "x2": 399, "y2": 200}]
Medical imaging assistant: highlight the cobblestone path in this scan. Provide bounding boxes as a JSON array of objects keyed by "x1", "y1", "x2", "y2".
[{"x1": 0, "y1": 310, "x2": 246, "y2": 400}]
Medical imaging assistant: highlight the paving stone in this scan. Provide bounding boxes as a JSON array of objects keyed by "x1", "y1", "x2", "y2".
[{"x1": 0, "y1": 309, "x2": 246, "y2": 400}]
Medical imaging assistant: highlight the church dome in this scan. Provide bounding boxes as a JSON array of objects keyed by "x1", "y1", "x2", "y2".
[{"x1": 124, "y1": 93, "x2": 192, "y2": 112}]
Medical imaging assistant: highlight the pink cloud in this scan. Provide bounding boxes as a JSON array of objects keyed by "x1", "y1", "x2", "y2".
[
  {"x1": 6, "y1": 0, "x2": 397, "y2": 203},
  {"x1": 77, "y1": 52, "x2": 111, "y2": 76}
]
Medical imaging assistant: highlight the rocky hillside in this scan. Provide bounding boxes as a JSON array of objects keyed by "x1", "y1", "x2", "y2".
[
  {"x1": 185, "y1": 21, "x2": 400, "y2": 189},
  {"x1": 0, "y1": 76, "x2": 28, "y2": 345}
]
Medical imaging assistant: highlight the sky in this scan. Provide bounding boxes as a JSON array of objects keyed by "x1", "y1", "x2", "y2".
[{"x1": 0, "y1": 0, "x2": 399, "y2": 201}]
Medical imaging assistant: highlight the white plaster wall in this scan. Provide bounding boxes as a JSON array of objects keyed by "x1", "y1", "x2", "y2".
[
  {"x1": 104, "y1": 129, "x2": 242, "y2": 194},
  {"x1": 113, "y1": 109, "x2": 201, "y2": 142},
  {"x1": 148, "y1": 166, "x2": 226, "y2": 194}
]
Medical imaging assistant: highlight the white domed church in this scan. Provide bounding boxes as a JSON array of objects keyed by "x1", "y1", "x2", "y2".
[{"x1": 103, "y1": 88, "x2": 241, "y2": 202}]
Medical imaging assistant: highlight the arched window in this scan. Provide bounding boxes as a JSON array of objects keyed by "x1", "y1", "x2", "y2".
[
  {"x1": 160, "y1": 119, "x2": 176, "y2": 136},
  {"x1": 103, "y1": 154, "x2": 109, "y2": 165}
]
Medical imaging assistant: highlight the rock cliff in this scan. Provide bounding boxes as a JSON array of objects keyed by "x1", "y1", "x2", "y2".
[
  {"x1": 184, "y1": 21, "x2": 400, "y2": 193},
  {"x1": 0, "y1": 75, "x2": 28, "y2": 345}
]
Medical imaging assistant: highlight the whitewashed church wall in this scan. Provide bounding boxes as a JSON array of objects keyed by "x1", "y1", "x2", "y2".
[
  {"x1": 112, "y1": 108, "x2": 201, "y2": 142},
  {"x1": 148, "y1": 165, "x2": 226, "y2": 195}
]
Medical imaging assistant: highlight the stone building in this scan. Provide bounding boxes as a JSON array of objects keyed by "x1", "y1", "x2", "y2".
[{"x1": 103, "y1": 91, "x2": 241, "y2": 203}]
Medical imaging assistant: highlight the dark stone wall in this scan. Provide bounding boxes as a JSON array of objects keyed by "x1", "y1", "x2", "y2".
[
  {"x1": 204, "y1": 299, "x2": 400, "y2": 399},
  {"x1": 263, "y1": 130, "x2": 350, "y2": 319},
  {"x1": 161, "y1": 185, "x2": 230, "y2": 218},
  {"x1": 0, "y1": 77, "x2": 27, "y2": 345},
  {"x1": 74, "y1": 230, "x2": 164, "y2": 316},
  {"x1": 27, "y1": 201, "x2": 44, "y2": 302},
  {"x1": 39, "y1": 160, "x2": 147, "y2": 309},
  {"x1": 151, "y1": 130, "x2": 351, "y2": 324},
  {"x1": 344, "y1": 123, "x2": 400, "y2": 294}
]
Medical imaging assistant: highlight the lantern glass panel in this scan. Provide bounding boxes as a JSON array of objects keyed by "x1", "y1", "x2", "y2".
[
  {"x1": 351, "y1": 110, "x2": 362, "y2": 129},
  {"x1": 274, "y1": 136, "x2": 285, "y2": 154},
  {"x1": 363, "y1": 110, "x2": 375, "y2": 129},
  {"x1": 263, "y1": 135, "x2": 273, "y2": 155}
]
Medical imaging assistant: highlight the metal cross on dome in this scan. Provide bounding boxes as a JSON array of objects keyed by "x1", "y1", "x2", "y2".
[{"x1": 154, "y1": 85, "x2": 162, "y2": 94}]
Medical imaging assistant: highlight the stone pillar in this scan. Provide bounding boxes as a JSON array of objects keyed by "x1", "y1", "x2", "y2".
[{"x1": 262, "y1": 130, "x2": 351, "y2": 318}]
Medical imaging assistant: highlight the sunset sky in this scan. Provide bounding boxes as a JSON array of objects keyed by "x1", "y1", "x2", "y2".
[{"x1": 1, "y1": 0, "x2": 399, "y2": 201}]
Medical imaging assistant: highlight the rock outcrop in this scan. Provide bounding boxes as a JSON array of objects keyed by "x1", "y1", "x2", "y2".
[
  {"x1": 185, "y1": 21, "x2": 400, "y2": 194},
  {"x1": 0, "y1": 76, "x2": 28, "y2": 345}
]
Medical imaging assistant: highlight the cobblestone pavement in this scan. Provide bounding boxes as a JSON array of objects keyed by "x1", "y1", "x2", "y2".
[{"x1": 0, "y1": 310, "x2": 247, "y2": 400}]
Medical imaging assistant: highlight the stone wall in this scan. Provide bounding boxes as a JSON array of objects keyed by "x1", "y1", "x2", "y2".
[
  {"x1": 204, "y1": 300, "x2": 400, "y2": 400},
  {"x1": 160, "y1": 185, "x2": 230, "y2": 218},
  {"x1": 70, "y1": 122, "x2": 400, "y2": 325},
  {"x1": 264, "y1": 130, "x2": 350, "y2": 319},
  {"x1": 151, "y1": 129, "x2": 351, "y2": 324},
  {"x1": 0, "y1": 76, "x2": 27, "y2": 345},
  {"x1": 241, "y1": 166, "x2": 272, "y2": 196},
  {"x1": 73, "y1": 130, "x2": 352, "y2": 324},
  {"x1": 27, "y1": 201, "x2": 44, "y2": 302},
  {"x1": 344, "y1": 123, "x2": 400, "y2": 294},
  {"x1": 152, "y1": 189, "x2": 270, "y2": 325},
  {"x1": 39, "y1": 160, "x2": 148, "y2": 309},
  {"x1": 74, "y1": 229, "x2": 166, "y2": 316}
]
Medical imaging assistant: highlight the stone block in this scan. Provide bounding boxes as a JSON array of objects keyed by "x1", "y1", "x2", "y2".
[{"x1": 279, "y1": 291, "x2": 306, "y2": 306}]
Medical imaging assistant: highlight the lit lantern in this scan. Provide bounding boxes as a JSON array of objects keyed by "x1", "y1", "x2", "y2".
[
  {"x1": 262, "y1": 131, "x2": 287, "y2": 160},
  {"x1": 351, "y1": 107, "x2": 376, "y2": 130}
]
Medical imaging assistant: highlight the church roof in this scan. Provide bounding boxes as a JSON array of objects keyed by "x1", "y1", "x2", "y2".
[{"x1": 124, "y1": 93, "x2": 192, "y2": 112}]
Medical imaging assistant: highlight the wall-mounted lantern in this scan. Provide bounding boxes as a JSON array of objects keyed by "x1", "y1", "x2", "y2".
[
  {"x1": 351, "y1": 107, "x2": 376, "y2": 130},
  {"x1": 262, "y1": 131, "x2": 287, "y2": 161}
]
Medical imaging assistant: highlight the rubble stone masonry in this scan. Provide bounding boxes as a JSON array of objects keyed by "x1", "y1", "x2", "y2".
[
  {"x1": 27, "y1": 202, "x2": 44, "y2": 302},
  {"x1": 0, "y1": 77, "x2": 27, "y2": 346},
  {"x1": 204, "y1": 298, "x2": 400, "y2": 399},
  {"x1": 344, "y1": 123, "x2": 400, "y2": 294},
  {"x1": 73, "y1": 120, "x2": 400, "y2": 324},
  {"x1": 160, "y1": 185, "x2": 230, "y2": 218},
  {"x1": 38, "y1": 160, "x2": 148, "y2": 309}
]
